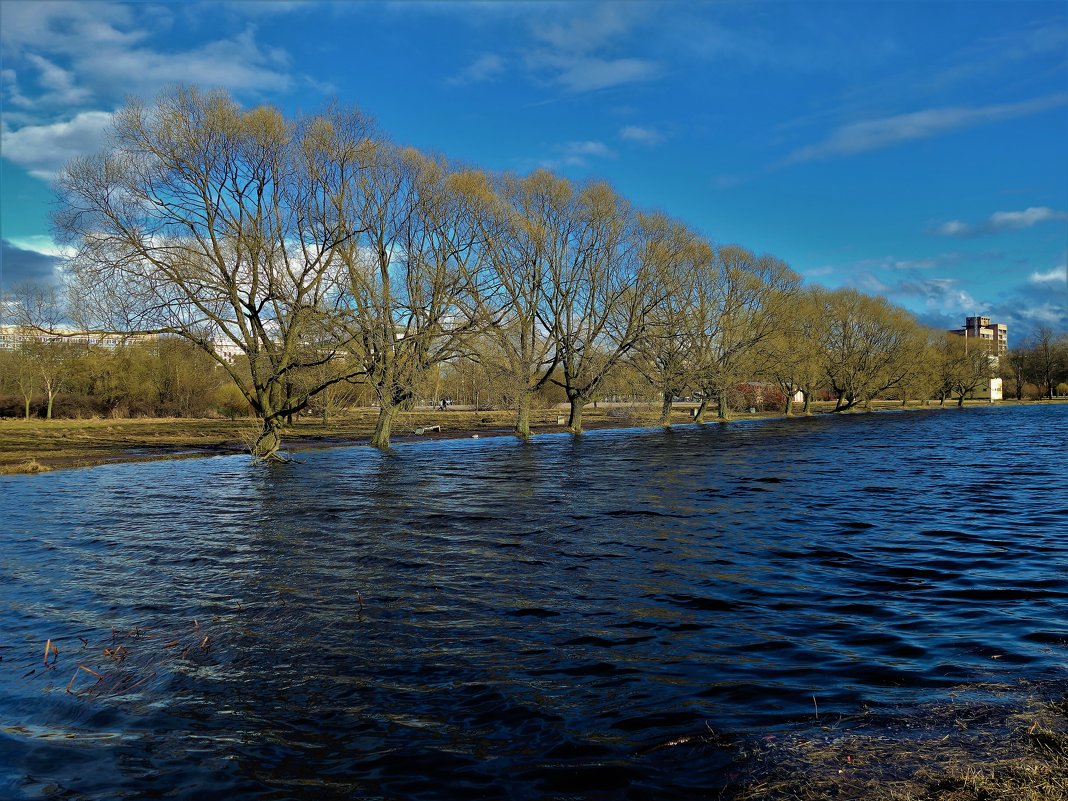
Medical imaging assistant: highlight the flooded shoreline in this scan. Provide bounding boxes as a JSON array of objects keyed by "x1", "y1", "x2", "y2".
[{"x1": 3, "y1": 399, "x2": 1061, "y2": 474}]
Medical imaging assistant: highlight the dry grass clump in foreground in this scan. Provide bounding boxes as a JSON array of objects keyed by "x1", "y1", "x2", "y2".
[
  {"x1": 0, "y1": 458, "x2": 51, "y2": 474},
  {"x1": 729, "y1": 682, "x2": 1068, "y2": 801}
]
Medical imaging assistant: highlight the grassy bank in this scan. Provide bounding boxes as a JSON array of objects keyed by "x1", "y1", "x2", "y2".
[
  {"x1": 1, "y1": 399, "x2": 1061, "y2": 474},
  {"x1": 726, "y1": 680, "x2": 1068, "y2": 801}
]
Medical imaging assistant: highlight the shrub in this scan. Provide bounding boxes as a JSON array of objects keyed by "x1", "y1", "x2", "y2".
[{"x1": 214, "y1": 384, "x2": 252, "y2": 420}]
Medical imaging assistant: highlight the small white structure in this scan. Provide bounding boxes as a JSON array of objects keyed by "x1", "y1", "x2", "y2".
[{"x1": 968, "y1": 377, "x2": 1003, "y2": 402}]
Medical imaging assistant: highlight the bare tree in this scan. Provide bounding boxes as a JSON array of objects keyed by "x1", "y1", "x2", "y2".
[
  {"x1": 760, "y1": 286, "x2": 828, "y2": 415},
  {"x1": 542, "y1": 181, "x2": 659, "y2": 433},
  {"x1": 334, "y1": 149, "x2": 484, "y2": 448},
  {"x1": 461, "y1": 169, "x2": 565, "y2": 437},
  {"x1": 896, "y1": 331, "x2": 942, "y2": 407},
  {"x1": 627, "y1": 213, "x2": 711, "y2": 426},
  {"x1": 951, "y1": 343, "x2": 996, "y2": 406},
  {"x1": 1003, "y1": 347, "x2": 1029, "y2": 401},
  {"x1": 692, "y1": 247, "x2": 799, "y2": 422},
  {"x1": 7, "y1": 347, "x2": 37, "y2": 419},
  {"x1": 54, "y1": 87, "x2": 375, "y2": 459},
  {"x1": 819, "y1": 289, "x2": 924, "y2": 412}
]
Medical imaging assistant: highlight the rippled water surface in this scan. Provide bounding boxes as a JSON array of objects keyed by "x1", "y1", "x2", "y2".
[{"x1": 2, "y1": 405, "x2": 1067, "y2": 799}]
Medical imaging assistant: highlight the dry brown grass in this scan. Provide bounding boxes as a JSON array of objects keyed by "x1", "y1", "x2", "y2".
[
  {"x1": 0, "y1": 457, "x2": 52, "y2": 474},
  {"x1": 728, "y1": 683, "x2": 1068, "y2": 801}
]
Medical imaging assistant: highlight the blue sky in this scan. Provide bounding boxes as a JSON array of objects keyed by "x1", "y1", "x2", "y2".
[{"x1": 2, "y1": 0, "x2": 1066, "y2": 341}]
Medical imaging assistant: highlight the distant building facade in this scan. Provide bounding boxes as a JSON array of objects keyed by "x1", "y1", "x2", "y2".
[
  {"x1": 0, "y1": 325, "x2": 242, "y2": 363},
  {"x1": 0, "y1": 324, "x2": 155, "y2": 351},
  {"x1": 948, "y1": 315, "x2": 1007, "y2": 356}
]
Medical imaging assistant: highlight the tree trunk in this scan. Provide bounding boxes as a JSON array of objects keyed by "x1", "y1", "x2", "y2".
[
  {"x1": 46, "y1": 390, "x2": 55, "y2": 420},
  {"x1": 371, "y1": 403, "x2": 400, "y2": 449},
  {"x1": 515, "y1": 390, "x2": 532, "y2": 438},
  {"x1": 957, "y1": 394, "x2": 965, "y2": 408},
  {"x1": 659, "y1": 391, "x2": 673, "y2": 427},
  {"x1": 784, "y1": 392, "x2": 794, "y2": 416},
  {"x1": 24, "y1": 396, "x2": 31, "y2": 420},
  {"x1": 694, "y1": 399, "x2": 708, "y2": 424},
  {"x1": 802, "y1": 389, "x2": 812, "y2": 416},
  {"x1": 717, "y1": 392, "x2": 731, "y2": 422},
  {"x1": 252, "y1": 419, "x2": 283, "y2": 461},
  {"x1": 567, "y1": 394, "x2": 587, "y2": 434}
]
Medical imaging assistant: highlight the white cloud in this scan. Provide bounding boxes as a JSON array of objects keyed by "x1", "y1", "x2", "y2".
[
  {"x1": 1, "y1": 111, "x2": 114, "y2": 179},
  {"x1": 532, "y1": 5, "x2": 642, "y2": 55},
  {"x1": 76, "y1": 26, "x2": 294, "y2": 99},
  {"x1": 619, "y1": 125, "x2": 664, "y2": 145},
  {"x1": 785, "y1": 93, "x2": 1068, "y2": 163},
  {"x1": 853, "y1": 251, "x2": 977, "y2": 271},
  {"x1": 1, "y1": 4, "x2": 300, "y2": 132},
  {"x1": 448, "y1": 53, "x2": 505, "y2": 86},
  {"x1": 988, "y1": 207, "x2": 1068, "y2": 230},
  {"x1": 20, "y1": 53, "x2": 90, "y2": 107},
  {"x1": 524, "y1": 4, "x2": 661, "y2": 93},
  {"x1": 539, "y1": 140, "x2": 617, "y2": 171},
  {"x1": 847, "y1": 272, "x2": 981, "y2": 318},
  {"x1": 531, "y1": 54, "x2": 660, "y2": 93},
  {"x1": 935, "y1": 207, "x2": 1068, "y2": 237},
  {"x1": 7, "y1": 236, "x2": 76, "y2": 259},
  {"x1": 0, "y1": 2, "x2": 143, "y2": 55},
  {"x1": 893, "y1": 277, "x2": 978, "y2": 312},
  {"x1": 934, "y1": 220, "x2": 971, "y2": 237},
  {"x1": 1029, "y1": 266, "x2": 1067, "y2": 283},
  {"x1": 1, "y1": 4, "x2": 311, "y2": 182}
]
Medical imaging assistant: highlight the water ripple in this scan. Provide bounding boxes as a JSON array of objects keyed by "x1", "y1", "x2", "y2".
[{"x1": 1, "y1": 405, "x2": 1066, "y2": 799}]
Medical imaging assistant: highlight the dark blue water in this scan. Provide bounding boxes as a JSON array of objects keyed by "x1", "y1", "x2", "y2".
[{"x1": 1, "y1": 405, "x2": 1066, "y2": 799}]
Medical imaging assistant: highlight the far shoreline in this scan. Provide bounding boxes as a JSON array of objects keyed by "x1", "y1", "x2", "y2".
[{"x1": 1, "y1": 398, "x2": 1064, "y2": 475}]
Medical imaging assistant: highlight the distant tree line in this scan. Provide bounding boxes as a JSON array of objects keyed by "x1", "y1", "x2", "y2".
[
  {"x1": 1001, "y1": 327, "x2": 1068, "y2": 401},
  {"x1": 8, "y1": 87, "x2": 1063, "y2": 458},
  {"x1": 0, "y1": 339, "x2": 242, "y2": 420}
]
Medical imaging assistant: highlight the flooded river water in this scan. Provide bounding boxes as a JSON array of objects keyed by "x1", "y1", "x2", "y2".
[{"x1": 1, "y1": 405, "x2": 1066, "y2": 799}]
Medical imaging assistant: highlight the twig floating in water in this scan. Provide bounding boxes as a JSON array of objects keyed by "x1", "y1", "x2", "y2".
[{"x1": 66, "y1": 665, "x2": 101, "y2": 693}]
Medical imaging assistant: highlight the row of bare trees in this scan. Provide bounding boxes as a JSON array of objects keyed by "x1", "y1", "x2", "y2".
[{"x1": 40, "y1": 87, "x2": 1032, "y2": 459}]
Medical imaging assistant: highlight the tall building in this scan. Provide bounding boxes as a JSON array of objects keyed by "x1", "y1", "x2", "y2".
[{"x1": 949, "y1": 315, "x2": 1007, "y2": 355}]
